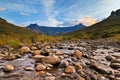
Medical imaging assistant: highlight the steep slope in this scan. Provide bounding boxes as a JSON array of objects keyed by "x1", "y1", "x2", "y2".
[
  {"x1": 0, "y1": 18, "x2": 38, "y2": 35},
  {"x1": 27, "y1": 23, "x2": 86, "y2": 35},
  {"x1": 0, "y1": 18, "x2": 41, "y2": 46},
  {"x1": 64, "y1": 9, "x2": 120, "y2": 39}
]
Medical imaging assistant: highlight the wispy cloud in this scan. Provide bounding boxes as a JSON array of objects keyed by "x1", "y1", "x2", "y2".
[
  {"x1": 0, "y1": 6, "x2": 6, "y2": 11},
  {"x1": 41, "y1": 0, "x2": 62, "y2": 27},
  {"x1": 75, "y1": 16, "x2": 98, "y2": 26},
  {"x1": 20, "y1": 12, "x2": 28, "y2": 16}
]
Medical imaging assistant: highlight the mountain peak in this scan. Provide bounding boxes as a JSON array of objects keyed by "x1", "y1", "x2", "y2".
[
  {"x1": 29, "y1": 23, "x2": 39, "y2": 26},
  {"x1": 0, "y1": 18, "x2": 7, "y2": 22},
  {"x1": 109, "y1": 9, "x2": 120, "y2": 18}
]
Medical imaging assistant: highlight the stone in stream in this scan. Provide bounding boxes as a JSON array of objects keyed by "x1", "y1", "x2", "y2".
[
  {"x1": 73, "y1": 50, "x2": 83, "y2": 58},
  {"x1": 36, "y1": 64, "x2": 46, "y2": 71},
  {"x1": 110, "y1": 62, "x2": 120, "y2": 68},
  {"x1": 75, "y1": 63, "x2": 82, "y2": 70},
  {"x1": 32, "y1": 50, "x2": 41, "y2": 55},
  {"x1": 65, "y1": 66, "x2": 76, "y2": 73},
  {"x1": 25, "y1": 67, "x2": 34, "y2": 71},
  {"x1": 33, "y1": 55, "x2": 45, "y2": 62},
  {"x1": 31, "y1": 46, "x2": 38, "y2": 50},
  {"x1": 105, "y1": 55, "x2": 116, "y2": 61},
  {"x1": 4, "y1": 65, "x2": 14, "y2": 72},
  {"x1": 55, "y1": 50, "x2": 63, "y2": 55},
  {"x1": 42, "y1": 55, "x2": 60, "y2": 65},
  {"x1": 45, "y1": 76, "x2": 56, "y2": 80},
  {"x1": 90, "y1": 62, "x2": 113, "y2": 74},
  {"x1": 19, "y1": 46, "x2": 31, "y2": 54},
  {"x1": 59, "y1": 60, "x2": 69, "y2": 68}
]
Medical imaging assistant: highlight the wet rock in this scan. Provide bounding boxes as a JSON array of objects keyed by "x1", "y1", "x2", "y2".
[
  {"x1": 111, "y1": 59, "x2": 120, "y2": 63},
  {"x1": 46, "y1": 72, "x2": 53, "y2": 76},
  {"x1": 110, "y1": 62, "x2": 120, "y2": 68},
  {"x1": 19, "y1": 46, "x2": 30, "y2": 54},
  {"x1": 45, "y1": 76, "x2": 56, "y2": 80},
  {"x1": 55, "y1": 50, "x2": 63, "y2": 55},
  {"x1": 4, "y1": 65, "x2": 14, "y2": 72},
  {"x1": 59, "y1": 60, "x2": 69, "y2": 68},
  {"x1": 36, "y1": 64, "x2": 46, "y2": 71},
  {"x1": 75, "y1": 63, "x2": 82, "y2": 70},
  {"x1": 65, "y1": 66, "x2": 76, "y2": 73},
  {"x1": 70, "y1": 43, "x2": 75, "y2": 47},
  {"x1": 25, "y1": 67, "x2": 34, "y2": 71},
  {"x1": 62, "y1": 73, "x2": 69, "y2": 77},
  {"x1": 90, "y1": 62, "x2": 113, "y2": 74},
  {"x1": 31, "y1": 46, "x2": 38, "y2": 50},
  {"x1": 33, "y1": 55, "x2": 45, "y2": 62},
  {"x1": 42, "y1": 55, "x2": 60, "y2": 65},
  {"x1": 32, "y1": 50, "x2": 41, "y2": 55},
  {"x1": 105, "y1": 55, "x2": 116, "y2": 61},
  {"x1": 73, "y1": 50, "x2": 83, "y2": 58}
]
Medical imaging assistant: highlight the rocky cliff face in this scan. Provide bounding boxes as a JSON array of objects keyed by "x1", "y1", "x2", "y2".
[{"x1": 109, "y1": 9, "x2": 120, "y2": 18}]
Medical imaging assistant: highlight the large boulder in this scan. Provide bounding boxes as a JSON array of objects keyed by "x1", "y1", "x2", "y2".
[
  {"x1": 42, "y1": 55, "x2": 60, "y2": 65},
  {"x1": 73, "y1": 50, "x2": 83, "y2": 58}
]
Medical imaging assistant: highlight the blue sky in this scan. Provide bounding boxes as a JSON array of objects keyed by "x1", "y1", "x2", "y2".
[{"x1": 0, "y1": 0, "x2": 120, "y2": 27}]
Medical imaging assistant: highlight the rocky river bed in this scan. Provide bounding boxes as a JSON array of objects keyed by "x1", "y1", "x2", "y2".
[{"x1": 0, "y1": 39, "x2": 120, "y2": 80}]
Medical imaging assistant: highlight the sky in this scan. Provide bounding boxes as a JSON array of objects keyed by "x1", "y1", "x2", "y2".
[{"x1": 0, "y1": 0, "x2": 120, "y2": 27}]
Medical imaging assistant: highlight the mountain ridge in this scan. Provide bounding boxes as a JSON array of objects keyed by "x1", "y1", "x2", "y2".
[{"x1": 27, "y1": 23, "x2": 86, "y2": 35}]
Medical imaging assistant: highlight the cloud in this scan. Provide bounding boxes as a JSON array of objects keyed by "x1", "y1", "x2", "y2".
[
  {"x1": 75, "y1": 16, "x2": 98, "y2": 26},
  {"x1": 0, "y1": 7, "x2": 6, "y2": 11},
  {"x1": 20, "y1": 12, "x2": 28, "y2": 16},
  {"x1": 41, "y1": 0, "x2": 61, "y2": 27}
]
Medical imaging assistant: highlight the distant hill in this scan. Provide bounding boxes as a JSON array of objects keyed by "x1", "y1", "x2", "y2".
[
  {"x1": 64, "y1": 9, "x2": 120, "y2": 40},
  {"x1": 27, "y1": 23, "x2": 86, "y2": 35}
]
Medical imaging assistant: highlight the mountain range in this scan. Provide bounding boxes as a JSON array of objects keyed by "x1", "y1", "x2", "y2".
[
  {"x1": 64, "y1": 9, "x2": 120, "y2": 39},
  {"x1": 27, "y1": 23, "x2": 86, "y2": 35},
  {"x1": 0, "y1": 9, "x2": 120, "y2": 40}
]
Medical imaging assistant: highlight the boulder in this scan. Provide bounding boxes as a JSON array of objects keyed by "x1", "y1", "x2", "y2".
[
  {"x1": 42, "y1": 55, "x2": 60, "y2": 65},
  {"x1": 59, "y1": 60, "x2": 69, "y2": 68},
  {"x1": 75, "y1": 63, "x2": 82, "y2": 70},
  {"x1": 32, "y1": 50, "x2": 41, "y2": 55},
  {"x1": 19, "y1": 46, "x2": 30, "y2": 54},
  {"x1": 31, "y1": 46, "x2": 38, "y2": 50},
  {"x1": 33, "y1": 55, "x2": 45, "y2": 62},
  {"x1": 65, "y1": 66, "x2": 76, "y2": 73},
  {"x1": 4, "y1": 65, "x2": 14, "y2": 72},
  {"x1": 105, "y1": 55, "x2": 116, "y2": 61},
  {"x1": 55, "y1": 50, "x2": 63, "y2": 55},
  {"x1": 90, "y1": 62, "x2": 113, "y2": 74},
  {"x1": 73, "y1": 50, "x2": 83, "y2": 58},
  {"x1": 36, "y1": 64, "x2": 46, "y2": 71}
]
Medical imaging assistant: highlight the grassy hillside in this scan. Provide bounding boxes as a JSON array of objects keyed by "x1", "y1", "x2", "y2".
[
  {"x1": 64, "y1": 9, "x2": 120, "y2": 40},
  {"x1": 0, "y1": 18, "x2": 39, "y2": 47}
]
